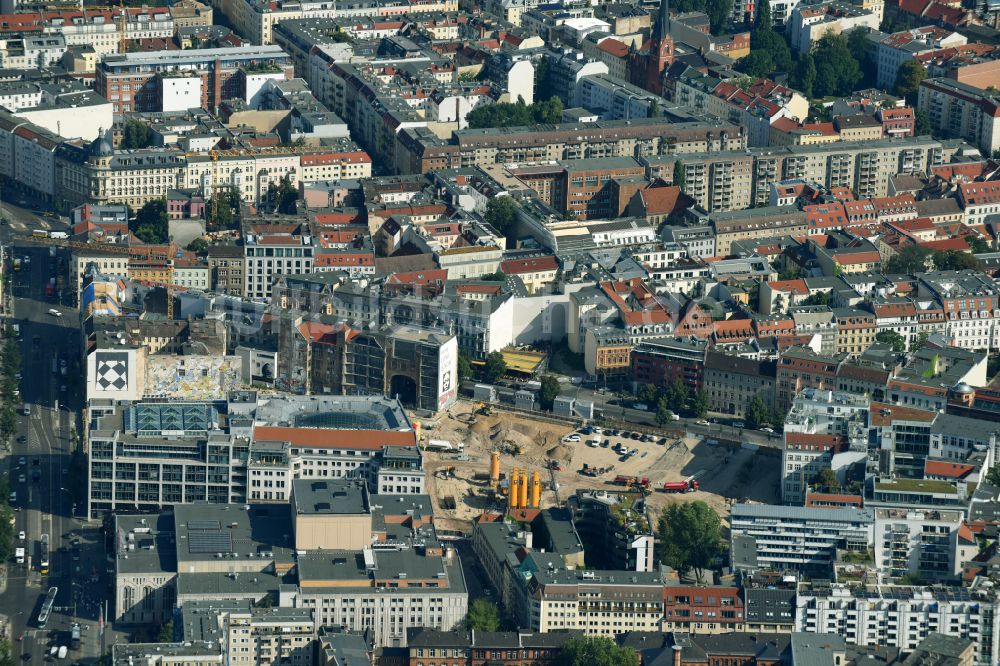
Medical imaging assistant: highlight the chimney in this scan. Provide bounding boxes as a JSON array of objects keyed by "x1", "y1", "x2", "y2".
[{"x1": 672, "y1": 645, "x2": 682, "y2": 666}]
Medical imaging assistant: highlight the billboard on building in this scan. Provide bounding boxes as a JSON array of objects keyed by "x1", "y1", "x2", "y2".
[{"x1": 437, "y1": 335, "x2": 458, "y2": 410}]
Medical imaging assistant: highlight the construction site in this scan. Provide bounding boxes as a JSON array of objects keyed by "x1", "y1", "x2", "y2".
[{"x1": 419, "y1": 398, "x2": 782, "y2": 534}]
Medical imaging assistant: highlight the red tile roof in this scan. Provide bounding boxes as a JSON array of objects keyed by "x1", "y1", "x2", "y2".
[
  {"x1": 767, "y1": 279, "x2": 809, "y2": 295},
  {"x1": 597, "y1": 38, "x2": 629, "y2": 58},
  {"x1": 253, "y1": 426, "x2": 416, "y2": 449},
  {"x1": 925, "y1": 460, "x2": 975, "y2": 479},
  {"x1": 960, "y1": 181, "x2": 1000, "y2": 205},
  {"x1": 500, "y1": 256, "x2": 558, "y2": 275}
]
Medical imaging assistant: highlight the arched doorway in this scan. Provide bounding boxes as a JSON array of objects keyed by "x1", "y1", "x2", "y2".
[{"x1": 389, "y1": 374, "x2": 417, "y2": 406}]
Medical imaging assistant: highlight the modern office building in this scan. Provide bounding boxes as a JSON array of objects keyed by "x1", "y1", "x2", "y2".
[
  {"x1": 796, "y1": 583, "x2": 1000, "y2": 666},
  {"x1": 730, "y1": 504, "x2": 874, "y2": 574}
]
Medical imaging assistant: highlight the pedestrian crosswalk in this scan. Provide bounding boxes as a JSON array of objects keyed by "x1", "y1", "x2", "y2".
[{"x1": 8, "y1": 219, "x2": 50, "y2": 231}]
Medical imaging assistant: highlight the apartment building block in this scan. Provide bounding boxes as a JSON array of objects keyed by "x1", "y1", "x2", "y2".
[
  {"x1": 730, "y1": 504, "x2": 874, "y2": 574},
  {"x1": 874, "y1": 508, "x2": 970, "y2": 582},
  {"x1": 780, "y1": 388, "x2": 869, "y2": 503},
  {"x1": 920, "y1": 78, "x2": 1000, "y2": 157},
  {"x1": 95, "y1": 46, "x2": 293, "y2": 115},
  {"x1": 662, "y1": 585, "x2": 745, "y2": 634},
  {"x1": 796, "y1": 583, "x2": 1000, "y2": 666},
  {"x1": 652, "y1": 137, "x2": 947, "y2": 213}
]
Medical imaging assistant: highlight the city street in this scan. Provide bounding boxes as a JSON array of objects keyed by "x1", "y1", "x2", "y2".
[
  {"x1": 2, "y1": 241, "x2": 106, "y2": 666},
  {"x1": 471, "y1": 380, "x2": 782, "y2": 449}
]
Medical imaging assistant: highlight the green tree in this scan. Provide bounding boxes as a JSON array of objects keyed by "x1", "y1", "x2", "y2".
[
  {"x1": 458, "y1": 354, "x2": 473, "y2": 383},
  {"x1": 638, "y1": 383, "x2": 658, "y2": 405},
  {"x1": 207, "y1": 186, "x2": 240, "y2": 230},
  {"x1": 705, "y1": 0, "x2": 734, "y2": 34},
  {"x1": 0, "y1": 637, "x2": 13, "y2": 666},
  {"x1": 254, "y1": 594, "x2": 274, "y2": 608},
  {"x1": 121, "y1": 118, "x2": 152, "y2": 150},
  {"x1": 738, "y1": 50, "x2": 775, "y2": 78},
  {"x1": 802, "y1": 290, "x2": 830, "y2": 306},
  {"x1": 792, "y1": 53, "x2": 816, "y2": 98},
  {"x1": 330, "y1": 26, "x2": 350, "y2": 43},
  {"x1": 656, "y1": 501, "x2": 724, "y2": 582},
  {"x1": 846, "y1": 27, "x2": 877, "y2": 86},
  {"x1": 531, "y1": 96, "x2": 564, "y2": 124},
  {"x1": 690, "y1": 390, "x2": 709, "y2": 418},
  {"x1": 672, "y1": 161, "x2": 686, "y2": 192},
  {"x1": 131, "y1": 199, "x2": 169, "y2": 244},
  {"x1": 811, "y1": 467, "x2": 840, "y2": 489},
  {"x1": 554, "y1": 636, "x2": 636, "y2": 666},
  {"x1": 533, "y1": 58, "x2": 550, "y2": 97},
  {"x1": 479, "y1": 271, "x2": 506, "y2": 281},
  {"x1": 157, "y1": 619, "x2": 174, "y2": 642},
  {"x1": 755, "y1": 0, "x2": 772, "y2": 29},
  {"x1": 0, "y1": 406, "x2": 15, "y2": 441},
  {"x1": 665, "y1": 376, "x2": 689, "y2": 413},
  {"x1": 933, "y1": 250, "x2": 983, "y2": 271},
  {"x1": 745, "y1": 7, "x2": 792, "y2": 74},
  {"x1": 186, "y1": 238, "x2": 209, "y2": 256},
  {"x1": 885, "y1": 245, "x2": 931, "y2": 274},
  {"x1": 656, "y1": 397, "x2": 674, "y2": 426},
  {"x1": 915, "y1": 109, "x2": 932, "y2": 136},
  {"x1": 273, "y1": 177, "x2": 298, "y2": 214},
  {"x1": 987, "y1": 463, "x2": 1000, "y2": 487},
  {"x1": 539, "y1": 375, "x2": 561, "y2": 410},
  {"x1": 483, "y1": 351, "x2": 507, "y2": 383},
  {"x1": 465, "y1": 598, "x2": 501, "y2": 631},
  {"x1": 812, "y1": 32, "x2": 862, "y2": 97},
  {"x1": 875, "y1": 329, "x2": 907, "y2": 353},
  {"x1": 966, "y1": 234, "x2": 991, "y2": 254},
  {"x1": 893, "y1": 60, "x2": 926, "y2": 105},
  {"x1": 485, "y1": 195, "x2": 518, "y2": 239},
  {"x1": 648, "y1": 99, "x2": 660, "y2": 118},
  {"x1": 744, "y1": 395, "x2": 771, "y2": 429},
  {"x1": 0, "y1": 504, "x2": 13, "y2": 562}
]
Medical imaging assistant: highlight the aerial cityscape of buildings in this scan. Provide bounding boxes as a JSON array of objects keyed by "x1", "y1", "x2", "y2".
[{"x1": 7, "y1": 0, "x2": 1000, "y2": 664}]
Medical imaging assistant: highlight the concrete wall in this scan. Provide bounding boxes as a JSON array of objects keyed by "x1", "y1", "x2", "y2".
[{"x1": 294, "y1": 513, "x2": 372, "y2": 550}]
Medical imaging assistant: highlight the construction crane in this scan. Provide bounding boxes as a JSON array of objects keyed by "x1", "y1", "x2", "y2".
[
  {"x1": 211, "y1": 150, "x2": 220, "y2": 223},
  {"x1": 16, "y1": 234, "x2": 176, "y2": 319},
  {"x1": 183, "y1": 150, "x2": 223, "y2": 224},
  {"x1": 118, "y1": 0, "x2": 127, "y2": 54}
]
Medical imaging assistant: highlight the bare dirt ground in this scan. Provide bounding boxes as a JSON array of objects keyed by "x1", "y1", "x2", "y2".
[{"x1": 418, "y1": 399, "x2": 781, "y2": 534}]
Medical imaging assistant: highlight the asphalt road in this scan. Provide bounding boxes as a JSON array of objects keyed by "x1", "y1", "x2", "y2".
[
  {"x1": 474, "y1": 380, "x2": 782, "y2": 449},
  {"x1": 2, "y1": 242, "x2": 107, "y2": 665}
]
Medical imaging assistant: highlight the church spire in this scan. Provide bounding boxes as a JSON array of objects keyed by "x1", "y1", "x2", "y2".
[{"x1": 655, "y1": 0, "x2": 670, "y2": 44}]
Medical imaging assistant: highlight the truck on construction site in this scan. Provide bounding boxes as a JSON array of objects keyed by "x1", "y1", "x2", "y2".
[
  {"x1": 424, "y1": 439, "x2": 464, "y2": 452},
  {"x1": 662, "y1": 479, "x2": 700, "y2": 493},
  {"x1": 613, "y1": 475, "x2": 650, "y2": 488}
]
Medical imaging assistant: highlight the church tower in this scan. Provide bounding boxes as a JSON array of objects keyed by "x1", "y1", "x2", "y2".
[{"x1": 628, "y1": 0, "x2": 674, "y2": 96}]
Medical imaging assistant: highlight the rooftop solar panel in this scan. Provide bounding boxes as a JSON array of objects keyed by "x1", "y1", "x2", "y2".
[{"x1": 188, "y1": 531, "x2": 233, "y2": 554}]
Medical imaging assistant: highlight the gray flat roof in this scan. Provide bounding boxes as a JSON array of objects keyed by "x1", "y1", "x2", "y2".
[
  {"x1": 174, "y1": 503, "x2": 295, "y2": 564},
  {"x1": 102, "y1": 45, "x2": 287, "y2": 66},
  {"x1": 731, "y1": 503, "x2": 873, "y2": 524},
  {"x1": 292, "y1": 478, "x2": 368, "y2": 515}
]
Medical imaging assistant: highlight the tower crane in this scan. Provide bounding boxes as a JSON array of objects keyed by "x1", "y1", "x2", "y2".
[{"x1": 118, "y1": 0, "x2": 127, "y2": 54}]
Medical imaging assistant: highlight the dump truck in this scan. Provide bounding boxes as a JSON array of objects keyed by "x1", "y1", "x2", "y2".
[
  {"x1": 662, "y1": 479, "x2": 700, "y2": 493},
  {"x1": 613, "y1": 475, "x2": 650, "y2": 488}
]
